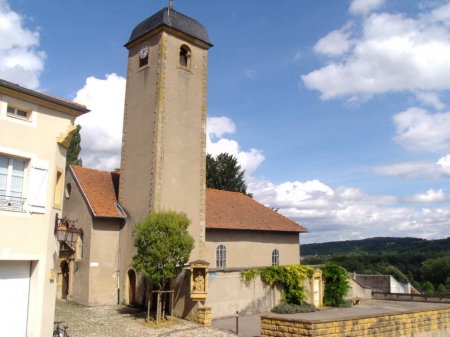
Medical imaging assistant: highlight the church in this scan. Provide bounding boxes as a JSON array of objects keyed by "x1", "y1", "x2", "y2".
[{"x1": 60, "y1": 6, "x2": 308, "y2": 320}]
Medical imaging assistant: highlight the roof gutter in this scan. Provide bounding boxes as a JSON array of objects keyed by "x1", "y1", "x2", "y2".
[{"x1": 0, "y1": 78, "x2": 90, "y2": 114}]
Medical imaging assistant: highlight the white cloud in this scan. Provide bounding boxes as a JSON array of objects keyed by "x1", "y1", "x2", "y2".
[
  {"x1": 207, "y1": 117, "x2": 236, "y2": 138},
  {"x1": 437, "y1": 154, "x2": 450, "y2": 169},
  {"x1": 74, "y1": 73, "x2": 126, "y2": 171},
  {"x1": 302, "y1": 2, "x2": 450, "y2": 102},
  {"x1": 392, "y1": 107, "x2": 450, "y2": 152},
  {"x1": 349, "y1": 0, "x2": 385, "y2": 15},
  {"x1": 249, "y1": 178, "x2": 450, "y2": 243},
  {"x1": 313, "y1": 29, "x2": 351, "y2": 56},
  {"x1": 371, "y1": 155, "x2": 450, "y2": 179},
  {"x1": 415, "y1": 92, "x2": 445, "y2": 110},
  {"x1": 0, "y1": 0, "x2": 45, "y2": 89},
  {"x1": 294, "y1": 51, "x2": 302, "y2": 60},
  {"x1": 404, "y1": 189, "x2": 449, "y2": 203},
  {"x1": 206, "y1": 116, "x2": 265, "y2": 175}
]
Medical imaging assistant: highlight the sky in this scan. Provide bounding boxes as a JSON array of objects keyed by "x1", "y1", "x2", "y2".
[{"x1": 2, "y1": 0, "x2": 450, "y2": 244}]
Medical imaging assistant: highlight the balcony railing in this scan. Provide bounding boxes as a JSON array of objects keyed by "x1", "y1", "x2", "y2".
[{"x1": 0, "y1": 194, "x2": 26, "y2": 211}]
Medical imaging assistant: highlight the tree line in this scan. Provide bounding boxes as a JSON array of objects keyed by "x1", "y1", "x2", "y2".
[{"x1": 302, "y1": 237, "x2": 450, "y2": 295}]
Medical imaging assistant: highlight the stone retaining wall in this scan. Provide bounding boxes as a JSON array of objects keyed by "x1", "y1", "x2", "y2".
[
  {"x1": 261, "y1": 308, "x2": 450, "y2": 337},
  {"x1": 373, "y1": 292, "x2": 450, "y2": 304}
]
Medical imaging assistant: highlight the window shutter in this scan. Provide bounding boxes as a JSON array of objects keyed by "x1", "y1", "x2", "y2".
[{"x1": 29, "y1": 159, "x2": 49, "y2": 213}]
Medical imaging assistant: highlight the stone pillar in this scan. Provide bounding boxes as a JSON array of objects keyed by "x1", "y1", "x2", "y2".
[{"x1": 197, "y1": 307, "x2": 212, "y2": 326}]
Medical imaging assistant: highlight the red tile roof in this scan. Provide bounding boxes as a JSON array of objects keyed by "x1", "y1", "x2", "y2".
[
  {"x1": 70, "y1": 166, "x2": 124, "y2": 218},
  {"x1": 70, "y1": 166, "x2": 308, "y2": 232},
  {"x1": 206, "y1": 188, "x2": 308, "y2": 233}
]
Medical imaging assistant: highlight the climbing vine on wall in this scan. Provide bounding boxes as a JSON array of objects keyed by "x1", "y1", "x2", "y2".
[
  {"x1": 241, "y1": 264, "x2": 314, "y2": 305},
  {"x1": 321, "y1": 262, "x2": 351, "y2": 307}
]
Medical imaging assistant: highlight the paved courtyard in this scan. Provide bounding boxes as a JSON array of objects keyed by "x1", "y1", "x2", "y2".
[{"x1": 54, "y1": 300, "x2": 236, "y2": 337}]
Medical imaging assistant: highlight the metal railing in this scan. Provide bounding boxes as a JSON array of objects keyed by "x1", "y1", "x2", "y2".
[{"x1": 0, "y1": 193, "x2": 26, "y2": 211}]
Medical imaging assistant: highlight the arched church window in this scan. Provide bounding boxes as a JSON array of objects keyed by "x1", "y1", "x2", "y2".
[
  {"x1": 272, "y1": 249, "x2": 279, "y2": 266},
  {"x1": 216, "y1": 244, "x2": 227, "y2": 268}
]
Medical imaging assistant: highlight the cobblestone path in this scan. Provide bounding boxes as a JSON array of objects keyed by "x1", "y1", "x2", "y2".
[{"x1": 54, "y1": 300, "x2": 235, "y2": 337}]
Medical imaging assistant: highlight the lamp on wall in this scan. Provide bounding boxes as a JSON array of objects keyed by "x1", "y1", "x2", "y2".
[{"x1": 55, "y1": 213, "x2": 79, "y2": 249}]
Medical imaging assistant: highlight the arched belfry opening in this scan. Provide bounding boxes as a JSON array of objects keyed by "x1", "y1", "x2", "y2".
[{"x1": 179, "y1": 45, "x2": 191, "y2": 68}]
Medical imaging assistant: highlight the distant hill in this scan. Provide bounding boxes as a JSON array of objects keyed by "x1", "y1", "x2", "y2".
[{"x1": 301, "y1": 237, "x2": 450, "y2": 256}]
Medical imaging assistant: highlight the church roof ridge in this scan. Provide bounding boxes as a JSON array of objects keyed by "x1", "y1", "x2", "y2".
[
  {"x1": 206, "y1": 188, "x2": 309, "y2": 233},
  {"x1": 126, "y1": 7, "x2": 212, "y2": 46}
]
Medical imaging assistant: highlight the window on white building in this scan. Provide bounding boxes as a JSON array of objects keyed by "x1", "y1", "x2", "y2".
[
  {"x1": 7, "y1": 105, "x2": 30, "y2": 120},
  {"x1": 216, "y1": 244, "x2": 227, "y2": 268},
  {"x1": 0, "y1": 155, "x2": 25, "y2": 210}
]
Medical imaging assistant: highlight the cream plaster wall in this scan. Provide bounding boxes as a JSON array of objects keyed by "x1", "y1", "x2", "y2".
[
  {"x1": 205, "y1": 229, "x2": 301, "y2": 268},
  {"x1": 89, "y1": 218, "x2": 121, "y2": 305},
  {"x1": 0, "y1": 92, "x2": 80, "y2": 337},
  {"x1": 62, "y1": 172, "x2": 122, "y2": 306},
  {"x1": 61, "y1": 172, "x2": 92, "y2": 305}
]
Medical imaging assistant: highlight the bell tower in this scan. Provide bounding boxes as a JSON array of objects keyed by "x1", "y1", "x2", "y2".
[{"x1": 119, "y1": 7, "x2": 213, "y2": 280}]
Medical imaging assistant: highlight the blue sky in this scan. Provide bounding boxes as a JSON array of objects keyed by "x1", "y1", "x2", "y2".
[{"x1": 2, "y1": 0, "x2": 450, "y2": 243}]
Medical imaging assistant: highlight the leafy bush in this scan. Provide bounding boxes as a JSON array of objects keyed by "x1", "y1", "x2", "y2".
[
  {"x1": 422, "y1": 281, "x2": 435, "y2": 295},
  {"x1": 336, "y1": 300, "x2": 352, "y2": 308},
  {"x1": 436, "y1": 284, "x2": 447, "y2": 295},
  {"x1": 412, "y1": 281, "x2": 422, "y2": 291},
  {"x1": 322, "y1": 262, "x2": 351, "y2": 307},
  {"x1": 271, "y1": 302, "x2": 316, "y2": 314}
]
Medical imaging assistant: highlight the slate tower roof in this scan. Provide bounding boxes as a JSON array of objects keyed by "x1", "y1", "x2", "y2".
[{"x1": 126, "y1": 7, "x2": 212, "y2": 46}]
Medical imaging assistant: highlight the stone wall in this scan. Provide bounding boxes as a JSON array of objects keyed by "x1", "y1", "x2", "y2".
[
  {"x1": 172, "y1": 268, "x2": 284, "y2": 320},
  {"x1": 345, "y1": 278, "x2": 372, "y2": 301},
  {"x1": 373, "y1": 292, "x2": 450, "y2": 304},
  {"x1": 260, "y1": 308, "x2": 450, "y2": 337},
  {"x1": 354, "y1": 274, "x2": 409, "y2": 294}
]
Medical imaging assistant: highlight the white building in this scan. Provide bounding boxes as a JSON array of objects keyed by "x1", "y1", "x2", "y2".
[{"x1": 0, "y1": 78, "x2": 88, "y2": 337}]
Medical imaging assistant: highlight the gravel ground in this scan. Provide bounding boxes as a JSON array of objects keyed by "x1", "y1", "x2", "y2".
[{"x1": 54, "y1": 300, "x2": 235, "y2": 337}]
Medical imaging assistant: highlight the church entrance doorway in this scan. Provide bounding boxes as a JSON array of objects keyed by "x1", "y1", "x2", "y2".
[
  {"x1": 127, "y1": 270, "x2": 136, "y2": 305},
  {"x1": 61, "y1": 261, "x2": 69, "y2": 300}
]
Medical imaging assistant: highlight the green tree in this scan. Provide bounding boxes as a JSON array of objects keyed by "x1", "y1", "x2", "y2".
[
  {"x1": 422, "y1": 281, "x2": 435, "y2": 295},
  {"x1": 412, "y1": 281, "x2": 421, "y2": 291},
  {"x1": 322, "y1": 263, "x2": 351, "y2": 307},
  {"x1": 132, "y1": 210, "x2": 195, "y2": 290},
  {"x1": 445, "y1": 276, "x2": 450, "y2": 289},
  {"x1": 66, "y1": 124, "x2": 82, "y2": 168},
  {"x1": 436, "y1": 284, "x2": 447, "y2": 295},
  {"x1": 206, "y1": 153, "x2": 252, "y2": 197},
  {"x1": 421, "y1": 255, "x2": 450, "y2": 286},
  {"x1": 383, "y1": 265, "x2": 408, "y2": 283}
]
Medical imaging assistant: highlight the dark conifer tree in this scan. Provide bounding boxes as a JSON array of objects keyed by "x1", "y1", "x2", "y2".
[
  {"x1": 66, "y1": 124, "x2": 82, "y2": 168},
  {"x1": 206, "y1": 153, "x2": 252, "y2": 197}
]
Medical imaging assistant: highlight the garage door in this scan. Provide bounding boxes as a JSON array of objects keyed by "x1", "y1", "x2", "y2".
[{"x1": 0, "y1": 261, "x2": 31, "y2": 337}]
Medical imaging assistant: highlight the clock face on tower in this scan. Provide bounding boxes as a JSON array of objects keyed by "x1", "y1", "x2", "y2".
[{"x1": 139, "y1": 45, "x2": 149, "y2": 59}]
